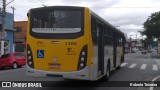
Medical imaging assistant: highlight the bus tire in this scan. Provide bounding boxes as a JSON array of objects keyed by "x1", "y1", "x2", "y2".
[
  {"x1": 116, "y1": 65, "x2": 121, "y2": 70},
  {"x1": 106, "y1": 62, "x2": 110, "y2": 79},
  {"x1": 102, "y1": 62, "x2": 110, "y2": 81}
]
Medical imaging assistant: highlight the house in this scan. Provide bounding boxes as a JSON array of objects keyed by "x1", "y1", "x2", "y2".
[
  {"x1": 0, "y1": 12, "x2": 14, "y2": 55},
  {"x1": 14, "y1": 21, "x2": 27, "y2": 52}
]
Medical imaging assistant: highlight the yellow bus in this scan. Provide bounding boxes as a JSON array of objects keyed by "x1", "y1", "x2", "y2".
[{"x1": 26, "y1": 6, "x2": 125, "y2": 81}]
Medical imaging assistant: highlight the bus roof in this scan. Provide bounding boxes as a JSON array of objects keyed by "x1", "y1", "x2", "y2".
[{"x1": 30, "y1": 6, "x2": 85, "y2": 11}]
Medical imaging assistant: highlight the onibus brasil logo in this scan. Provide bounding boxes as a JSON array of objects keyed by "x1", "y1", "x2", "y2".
[{"x1": 1, "y1": 82, "x2": 42, "y2": 87}]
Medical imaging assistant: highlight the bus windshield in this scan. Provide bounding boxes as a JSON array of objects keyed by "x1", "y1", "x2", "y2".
[{"x1": 31, "y1": 10, "x2": 82, "y2": 34}]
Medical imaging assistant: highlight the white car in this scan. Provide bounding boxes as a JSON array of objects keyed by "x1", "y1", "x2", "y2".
[
  {"x1": 151, "y1": 49, "x2": 157, "y2": 52},
  {"x1": 151, "y1": 49, "x2": 157, "y2": 55},
  {"x1": 132, "y1": 48, "x2": 139, "y2": 52}
]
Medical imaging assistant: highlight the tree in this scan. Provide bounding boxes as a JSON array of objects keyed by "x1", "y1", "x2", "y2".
[{"x1": 140, "y1": 11, "x2": 160, "y2": 39}]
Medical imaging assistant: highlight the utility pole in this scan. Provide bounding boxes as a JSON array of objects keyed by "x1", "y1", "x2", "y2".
[
  {"x1": 1, "y1": 0, "x2": 6, "y2": 40},
  {"x1": 130, "y1": 35, "x2": 133, "y2": 53},
  {"x1": 135, "y1": 34, "x2": 137, "y2": 49},
  {"x1": 0, "y1": 0, "x2": 6, "y2": 56},
  {"x1": 11, "y1": 7, "x2": 15, "y2": 27},
  {"x1": 11, "y1": 7, "x2": 15, "y2": 20},
  {"x1": 0, "y1": 0, "x2": 14, "y2": 40}
]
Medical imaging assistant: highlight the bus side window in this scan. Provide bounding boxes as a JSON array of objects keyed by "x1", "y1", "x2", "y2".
[
  {"x1": 91, "y1": 15, "x2": 98, "y2": 45},
  {"x1": 104, "y1": 27, "x2": 113, "y2": 46},
  {"x1": 117, "y1": 36, "x2": 122, "y2": 46},
  {"x1": 104, "y1": 26, "x2": 108, "y2": 45},
  {"x1": 116, "y1": 35, "x2": 119, "y2": 46},
  {"x1": 120, "y1": 37, "x2": 123, "y2": 46}
]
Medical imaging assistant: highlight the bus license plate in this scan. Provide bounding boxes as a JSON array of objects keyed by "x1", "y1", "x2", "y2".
[{"x1": 49, "y1": 64, "x2": 60, "y2": 68}]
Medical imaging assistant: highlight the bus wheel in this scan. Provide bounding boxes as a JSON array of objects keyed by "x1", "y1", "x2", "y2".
[
  {"x1": 116, "y1": 65, "x2": 121, "y2": 70},
  {"x1": 106, "y1": 62, "x2": 110, "y2": 80},
  {"x1": 102, "y1": 62, "x2": 110, "y2": 81}
]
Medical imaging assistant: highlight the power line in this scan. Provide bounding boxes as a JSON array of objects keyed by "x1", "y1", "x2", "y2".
[
  {"x1": 15, "y1": 13, "x2": 27, "y2": 18},
  {"x1": 6, "y1": 0, "x2": 14, "y2": 6},
  {"x1": 5, "y1": 0, "x2": 160, "y2": 21},
  {"x1": 115, "y1": 27, "x2": 144, "y2": 30},
  {"x1": 26, "y1": 0, "x2": 42, "y2": 7},
  {"x1": 5, "y1": 0, "x2": 44, "y2": 21},
  {"x1": 89, "y1": 6, "x2": 160, "y2": 9},
  {"x1": 8, "y1": 0, "x2": 40, "y2": 9}
]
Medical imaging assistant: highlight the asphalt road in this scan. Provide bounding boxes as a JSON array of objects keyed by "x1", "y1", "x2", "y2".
[{"x1": 0, "y1": 52, "x2": 160, "y2": 90}]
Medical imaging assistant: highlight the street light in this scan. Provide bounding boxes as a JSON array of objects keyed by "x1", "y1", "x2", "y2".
[{"x1": 129, "y1": 35, "x2": 133, "y2": 53}]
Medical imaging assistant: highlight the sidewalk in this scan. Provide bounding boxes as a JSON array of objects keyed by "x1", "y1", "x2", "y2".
[
  {"x1": 151, "y1": 55, "x2": 160, "y2": 59},
  {"x1": 150, "y1": 52, "x2": 160, "y2": 59},
  {"x1": 151, "y1": 53, "x2": 160, "y2": 90},
  {"x1": 153, "y1": 77, "x2": 160, "y2": 90}
]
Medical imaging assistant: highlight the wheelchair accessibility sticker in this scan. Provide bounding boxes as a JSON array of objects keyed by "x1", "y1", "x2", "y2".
[{"x1": 37, "y1": 50, "x2": 44, "y2": 58}]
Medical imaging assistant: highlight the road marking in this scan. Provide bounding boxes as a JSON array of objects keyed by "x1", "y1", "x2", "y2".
[
  {"x1": 140, "y1": 64, "x2": 147, "y2": 69},
  {"x1": 121, "y1": 63, "x2": 127, "y2": 67},
  {"x1": 129, "y1": 63, "x2": 137, "y2": 68},
  {"x1": 153, "y1": 64, "x2": 158, "y2": 71},
  {"x1": 150, "y1": 75, "x2": 160, "y2": 90},
  {"x1": 122, "y1": 62, "x2": 159, "y2": 71}
]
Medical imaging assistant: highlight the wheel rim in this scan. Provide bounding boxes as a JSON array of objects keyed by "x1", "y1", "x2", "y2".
[{"x1": 13, "y1": 63, "x2": 17, "y2": 68}]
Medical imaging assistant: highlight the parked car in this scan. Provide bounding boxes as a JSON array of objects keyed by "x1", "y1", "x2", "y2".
[
  {"x1": 131, "y1": 49, "x2": 135, "y2": 53},
  {"x1": 151, "y1": 49, "x2": 157, "y2": 53},
  {"x1": 0, "y1": 52, "x2": 26, "y2": 69},
  {"x1": 147, "y1": 50, "x2": 151, "y2": 53},
  {"x1": 139, "y1": 48, "x2": 143, "y2": 51},
  {"x1": 151, "y1": 49, "x2": 157, "y2": 55},
  {"x1": 125, "y1": 49, "x2": 129, "y2": 53},
  {"x1": 132, "y1": 48, "x2": 139, "y2": 53}
]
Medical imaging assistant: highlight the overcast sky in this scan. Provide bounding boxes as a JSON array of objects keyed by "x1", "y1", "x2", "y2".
[{"x1": 2, "y1": 0, "x2": 160, "y2": 39}]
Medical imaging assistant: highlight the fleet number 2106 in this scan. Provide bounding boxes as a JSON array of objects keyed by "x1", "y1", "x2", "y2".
[{"x1": 65, "y1": 42, "x2": 77, "y2": 45}]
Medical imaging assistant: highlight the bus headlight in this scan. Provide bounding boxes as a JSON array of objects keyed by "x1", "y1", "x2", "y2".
[
  {"x1": 77, "y1": 45, "x2": 87, "y2": 70},
  {"x1": 27, "y1": 44, "x2": 34, "y2": 68}
]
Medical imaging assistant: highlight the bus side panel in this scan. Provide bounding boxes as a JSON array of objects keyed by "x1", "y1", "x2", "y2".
[
  {"x1": 84, "y1": 8, "x2": 95, "y2": 80},
  {"x1": 116, "y1": 37, "x2": 124, "y2": 67},
  {"x1": 84, "y1": 8, "x2": 92, "y2": 67},
  {"x1": 26, "y1": 12, "x2": 30, "y2": 46},
  {"x1": 92, "y1": 46, "x2": 98, "y2": 80},
  {"x1": 104, "y1": 46, "x2": 114, "y2": 71},
  {"x1": 116, "y1": 46, "x2": 121, "y2": 67}
]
